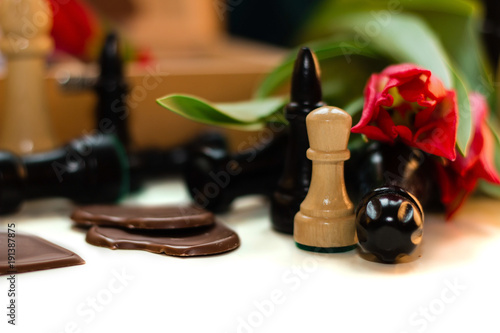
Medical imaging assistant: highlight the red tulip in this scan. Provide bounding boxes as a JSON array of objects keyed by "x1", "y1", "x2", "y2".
[
  {"x1": 47, "y1": 0, "x2": 101, "y2": 61},
  {"x1": 435, "y1": 92, "x2": 500, "y2": 218},
  {"x1": 352, "y1": 63, "x2": 458, "y2": 160}
]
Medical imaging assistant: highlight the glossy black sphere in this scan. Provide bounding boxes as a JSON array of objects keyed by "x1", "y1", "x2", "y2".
[{"x1": 355, "y1": 186, "x2": 424, "y2": 263}]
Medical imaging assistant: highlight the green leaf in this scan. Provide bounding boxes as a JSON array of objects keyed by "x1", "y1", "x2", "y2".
[
  {"x1": 451, "y1": 70, "x2": 473, "y2": 155},
  {"x1": 255, "y1": 40, "x2": 379, "y2": 99},
  {"x1": 299, "y1": 0, "x2": 481, "y2": 44},
  {"x1": 343, "y1": 96, "x2": 365, "y2": 116},
  {"x1": 156, "y1": 94, "x2": 287, "y2": 131},
  {"x1": 324, "y1": 13, "x2": 453, "y2": 87},
  {"x1": 410, "y1": 2, "x2": 494, "y2": 107}
]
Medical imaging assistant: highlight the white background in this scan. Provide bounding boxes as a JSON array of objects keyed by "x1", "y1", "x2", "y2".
[{"x1": 1, "y1": 179, "x2": 500, "y2": 333}]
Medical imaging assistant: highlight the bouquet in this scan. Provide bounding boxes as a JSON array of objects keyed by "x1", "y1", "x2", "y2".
[{"x1": 157, "y1": 0, "x2": 500, "y2": 218}]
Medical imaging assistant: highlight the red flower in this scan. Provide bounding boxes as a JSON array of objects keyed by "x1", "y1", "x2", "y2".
[
  {"x1": 352, "y1": 63, "x2": 458, "y2": 160},
  {"x1": 435, "y1": 92, "x2": 500, "y2": 218},
  {"x1": 48, "y1": 0, "x2": 101, "y2": 61}
]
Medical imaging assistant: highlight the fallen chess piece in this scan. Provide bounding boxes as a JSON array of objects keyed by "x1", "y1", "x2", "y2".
[
  {"x1": 0, "y1": 134, "x2": 128, "y2": 215},
  {"x1": 346, "y1": 142, "x2": 436, "y2": 263},
  {"x1": 129, "y1": 131, "x2": 228, "y2": 192},
  {"x1": 183, "y1": 132, "x2": 286, "y2": 213},
  {"x1": 355, "y1": 186, "x2": 424, "y2": 263}
]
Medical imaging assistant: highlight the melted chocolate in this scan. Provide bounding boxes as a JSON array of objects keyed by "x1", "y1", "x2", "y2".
[
  {"x1": 0, "y1": 232, "x2": 84, "y2": 275},
  {"x1": 71, "y1": 205, "x2": 214, "y2": 229},
  {"x1": 86, "y1": 222, "x2": 240, "y2": 257}
]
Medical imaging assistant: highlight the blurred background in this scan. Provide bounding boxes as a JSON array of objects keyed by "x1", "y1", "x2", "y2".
[{"x1": 0, "y1": 0, "x2": 498, "y2": 151}]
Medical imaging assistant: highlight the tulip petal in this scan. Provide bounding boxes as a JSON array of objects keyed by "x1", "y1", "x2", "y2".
[{"x1": 352, "y1": 63, "x2": 458, "y2": 161}]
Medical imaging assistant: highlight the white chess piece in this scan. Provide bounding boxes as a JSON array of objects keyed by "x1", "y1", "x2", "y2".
[
  {"x1": 0, "y1": 0, "x2": 57, "y2": 154},
  {"x1": 294, "y1": 106, "x2": 357, "y2": 252}
]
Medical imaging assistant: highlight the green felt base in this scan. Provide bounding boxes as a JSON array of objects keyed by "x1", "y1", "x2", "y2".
[{"x1": 295, "y1": 242, "x2": 357, "y2": 253}]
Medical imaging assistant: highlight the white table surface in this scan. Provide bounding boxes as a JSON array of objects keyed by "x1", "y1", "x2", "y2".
[{"x1": 1, "y1": 178, "x2": 500, "y2": 333}]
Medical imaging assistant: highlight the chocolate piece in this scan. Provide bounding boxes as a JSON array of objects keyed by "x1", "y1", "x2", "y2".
[
  {"x1": 0, "y1": 232, "x2": 84, "y2": 275},
  {"x1": 71, "y1": 205, "x2": 214, "y2": 230},
  {"x1": 86, "y1": 222, "x2": 240, "y2": 257}
]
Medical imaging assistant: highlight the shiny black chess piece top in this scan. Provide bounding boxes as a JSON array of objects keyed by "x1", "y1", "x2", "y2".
[
  {"x1": 95, "y1": 32, "x2": 130, "y2": 146},
  {"x1": 0, "y1": 135, "x2": 129, "y2": 215},
  {"x1": 183, "y1": 132, "x2": 286, "y2": 213},
  {"x1": 355, "y1": 186, "x2": 424, "y2": 263},
  {"x1": 346, "y1": 142, "x2": 434, "y2": 263},
  {"x1": 345, "y1": 141, "x2": 441, "y2": 210},
  {"x1": 270, "y1": 47, "x2": 325, "y2": 234}
]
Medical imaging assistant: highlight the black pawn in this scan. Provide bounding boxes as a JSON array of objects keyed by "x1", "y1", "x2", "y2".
[
  {"x1": 95, "y1": 32, "x2": 130, "y2": 146},
  {"x1": 270, "y1": 47, "x2": 325, "y2": 234},
  {"x1": 355, "y1": 186, "x2": 424, "y2": 263}
]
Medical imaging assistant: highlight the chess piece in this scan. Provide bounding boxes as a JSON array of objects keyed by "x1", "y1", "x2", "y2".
[
  {"x1": 128, "y1": 132, "x2": 228, "y2": 192},
  {"x1": 94, "y1": 32, "x2": 130, "y2": 146},
  {"x1": 294, "y1": 106, "x2": 357, "y2": 252},
  {"x1": 345, "y1": 141, "x2": 439, "y2": 209},
  {"x1": 346, "y1": 142, "x2": 431, "y2": 263},
  {"x1": 184, "y1": 132, "x2": 286, "y2": 212},
  {"x1": 128, "y1": 145, "x2": 189, "y2": 191},
  {"x1": 0, "y1": 134, "x2": 129, "y2": 215},
  {"x1": 355, "y1": 186, "x2": 424, "y2": 263},
  {"x1": 0, "y1": 0, "x2": 57, "y2": 154},
  {"x1": 271, "y1": 47, "x2": 325, "y2": 234}
]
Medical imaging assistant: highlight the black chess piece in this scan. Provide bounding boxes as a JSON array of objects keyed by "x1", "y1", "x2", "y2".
[
  {"x1": 94, "y1": 32, "x2": 130, "y2": 146},
  {"x1": 345, "y1": 141, "x2": 440, "y2": 209},
  {"x1": 270, "y1": 47, "x2": 325, "y2": 234},
  {"x1": 346, "y1": 142, "x2": 439, "y2": 263},
  {"x1": 128, "y1": 132, "x2": 228, "y2": 191},
  {"x1": 355, "y1": 186, "x2": 424, "y2": 263},
  {"x1": 0, "y1": 134, "x2": 129, "y2": 215},
  {"x1": 93, "y1": 32, "x2": 204, "y2": 190},
  {"x1": 183, "y1": 132, "x2": 286, "y2": 212}
]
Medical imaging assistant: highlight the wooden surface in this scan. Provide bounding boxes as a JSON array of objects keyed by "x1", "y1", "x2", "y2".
[{"x1": 294, "y1": 106, "x2": 357, "y2": 248}]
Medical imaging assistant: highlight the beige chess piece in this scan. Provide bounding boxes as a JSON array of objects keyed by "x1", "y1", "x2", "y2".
[
  {"x1": 0, "y1": 0, "x2": 57, "y2": 154},
  {"x1": 294, "y1": 106, "x2": 357, "y2": 252}
]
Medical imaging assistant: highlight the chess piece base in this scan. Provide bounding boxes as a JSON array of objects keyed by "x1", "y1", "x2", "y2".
[
  {"x1": 295, "y1": 242, "x2": 356, "y2": 253},
  {"x1": 294, "y1": 212, "x2": 357, "y2": 249}
]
